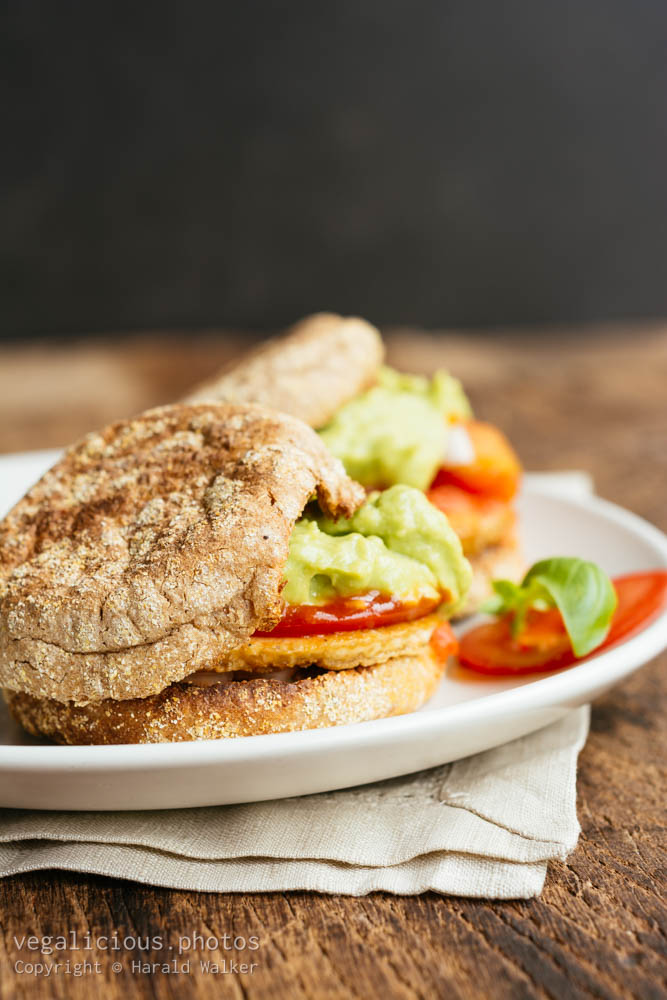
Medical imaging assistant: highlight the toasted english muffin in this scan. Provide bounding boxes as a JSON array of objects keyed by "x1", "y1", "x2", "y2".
[
  {"x1": 0, "y1": 403, "x2": 363, "y2": 705},
  {"x1": 4, "y1": 649, "x2": 445, "y2": 744},
  {"x1": 182, "y1": 312, "x2": 384, "y2": 428}
]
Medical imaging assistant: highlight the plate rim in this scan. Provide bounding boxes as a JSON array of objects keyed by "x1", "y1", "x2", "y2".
[{"x1": 1, "y1": 481, "x2": 666, "y2": 771}]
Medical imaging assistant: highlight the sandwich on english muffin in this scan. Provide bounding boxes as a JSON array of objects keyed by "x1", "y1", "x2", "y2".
[
  {"x1": 184, "y1": 313, "x2": 524, "y2": 613},
  {"x1": 183, "y1": 312, "x2": 384, "y2": 428},
  {"x1": 1, "y1": 402, "x2": 469, "y2": 744}
]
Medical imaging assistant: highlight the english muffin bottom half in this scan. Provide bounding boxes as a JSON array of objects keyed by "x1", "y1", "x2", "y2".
[{"x1": 0, "y1": 403, "x2": 470, "y2": 744}]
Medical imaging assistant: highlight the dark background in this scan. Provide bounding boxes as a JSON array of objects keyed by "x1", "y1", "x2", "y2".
[{"x1": 3, "y1": 0, "x2": 667, "y2": 340}]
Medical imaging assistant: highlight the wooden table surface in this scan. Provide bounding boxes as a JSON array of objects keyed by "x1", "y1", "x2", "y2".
[{"x1": 0, "y1": 324, "x2": 665, "y2": 1000}]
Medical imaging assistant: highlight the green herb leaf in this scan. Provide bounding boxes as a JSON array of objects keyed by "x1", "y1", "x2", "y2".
[{"x1": 485, "y1": 557, "x2": 617, "y2": 657}]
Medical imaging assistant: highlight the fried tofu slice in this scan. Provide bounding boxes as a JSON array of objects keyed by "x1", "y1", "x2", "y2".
[
  {"x1": 453, "y1": 532, "x2": 524, "y2": 619},
  {"x1": 208, "y1": 614, "x2": 442, "y2": 673},
  {"x1": 428, "y1": 487, "x2": 517, "y2": 556}
]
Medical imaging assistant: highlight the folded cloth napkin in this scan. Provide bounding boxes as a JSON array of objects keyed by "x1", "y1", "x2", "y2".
[
  {"x1": 0, "y1": 472, "x2": 593, "y2": 898},
  {"x1": 0, "y1": 707, "x2": 588, "y2": 897}
]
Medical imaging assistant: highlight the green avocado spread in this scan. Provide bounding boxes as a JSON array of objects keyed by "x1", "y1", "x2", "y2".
[
  {"x1": 282, "y1": 485, "x2": 472, "y2": 614},
  {"x1": 319, "y1": 366, "x2": 472, "y2": 490}
]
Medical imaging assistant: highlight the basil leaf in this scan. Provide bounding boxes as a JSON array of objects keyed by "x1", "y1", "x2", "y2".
[
  {"x1": 485, "y1": 557, "x2": 617, "y2": 657},
  {"x1": 522, "y1": 557, "x2": 617, "y2": 656}
]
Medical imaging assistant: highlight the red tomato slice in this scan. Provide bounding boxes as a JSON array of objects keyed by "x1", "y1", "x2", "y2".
[
  {"x1": 459, "y1": 570, "x2": 667, "y2": 676},
  {"x1": 458, "y1": 617, "x2": 575, "y2": 675},
  {"x1": 427, "y1": 483, "x2": 506, "y2": 519},
  {"x1": 254, "y1": 592, "x2": 441, "y2": 638},
  {"x1": 432, "y1": 421, "x2": 522, "y2": 502},
  {"x1": 604, "y1": 571, "x2": 667, "y2": 646}
]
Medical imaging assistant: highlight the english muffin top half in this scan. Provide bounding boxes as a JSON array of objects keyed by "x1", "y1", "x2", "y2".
[
  {"x1": 182, "y1": 312, "x2": 385, "y2": 428},
  {"x1": 0, "y1": 404, "x2": 364, "y2": 705}
]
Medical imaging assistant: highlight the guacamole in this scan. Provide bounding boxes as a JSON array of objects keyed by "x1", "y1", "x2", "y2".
[
  {"x1": 282, "y1": 485, "x2": 472, "y2": 613},
  {"x1": 319, "y1": 366, "x2": 472, "y2": 490}
]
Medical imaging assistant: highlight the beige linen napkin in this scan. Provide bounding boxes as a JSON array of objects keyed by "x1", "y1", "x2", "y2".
[
  {"x1": 0, "y1": 472, "x2": 593, "y2": 898},
  {"x1": 0, "y1": 707, "x2": 589, "y2": 897}
]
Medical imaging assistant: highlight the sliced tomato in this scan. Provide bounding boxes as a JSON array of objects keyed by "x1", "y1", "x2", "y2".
[
  {"x1": 430, "y1": 621, "x2": 459, "y2": 662},
  {"x1": 604, "y1": 571, "x2": 667, "y2": 646},
  {"x1": 427, "y1": 483, "x2": 504, "y2": 518},
  {"x1": 458, "y1": 614, "x2": 575, "y2": 676},
  {"x1": 254, "y1": 592, "x2": 441, "y2": 638},
  {"x1": 432, "y1": 421, "x2": 521, "y2": 502},
  {"x1": 459, "y1": 570, "x2": 667, "y2": 676}
]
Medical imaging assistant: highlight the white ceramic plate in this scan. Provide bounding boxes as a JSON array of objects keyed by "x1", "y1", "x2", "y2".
[{"x1": 0, "y1": 452, "x2": 666, "y2": 811}]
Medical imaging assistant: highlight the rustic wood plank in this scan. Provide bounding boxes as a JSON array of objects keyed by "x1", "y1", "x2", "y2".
[{"x1": 0, "y1": 323, "x2": 665, "y2": 1000}]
